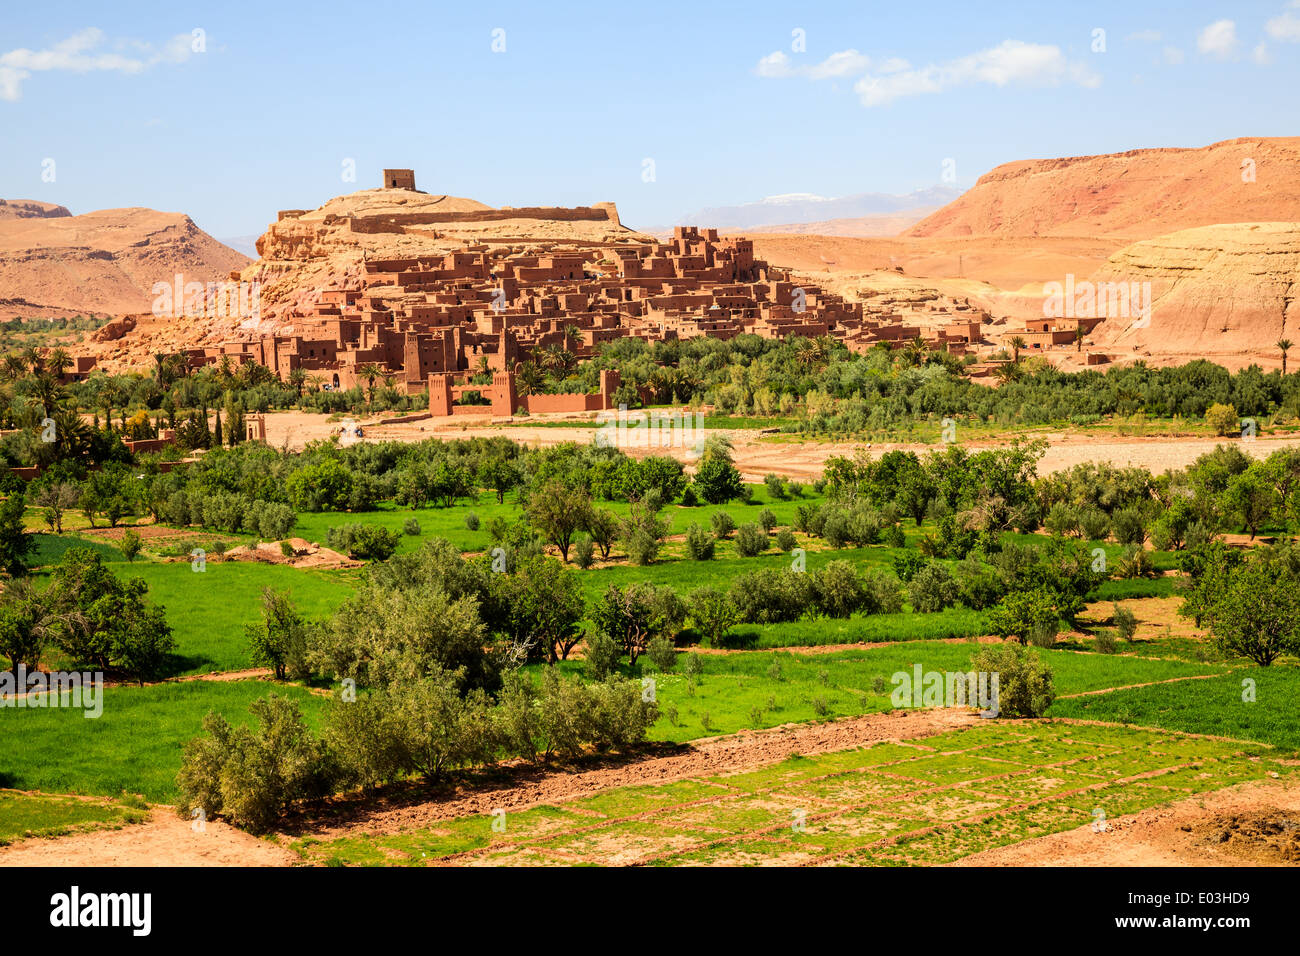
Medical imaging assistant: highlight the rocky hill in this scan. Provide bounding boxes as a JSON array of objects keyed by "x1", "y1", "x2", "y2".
[
  {"x1": 239, "y1": 187, "x2": 644, "y2": 329},
  {"x1": 907, "y1": 137, "x2": 1300, "y2": 240},
  {"x1": 1089, "y1": 222, "x2": 1300, "y2": 358},
  {"x1": 0, "y1": 204, "x2": 249, "y2": 318}
]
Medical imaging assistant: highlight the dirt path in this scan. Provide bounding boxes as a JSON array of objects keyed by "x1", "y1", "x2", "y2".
[
  {"x1": 260, "y1": 409, "x2": 1300, "y2": 481},
  {"x1": 1056, "y1": 672, "x2": 1229, "y2": 700},
  {"x1": 0, "y1": 807, "x2": 298, "y2": 867},
  {"x1": 949, "y1": 778, "x2": 1300, "y2": 866}
]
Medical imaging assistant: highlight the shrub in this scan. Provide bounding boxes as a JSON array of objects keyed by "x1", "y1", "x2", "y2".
[
  {"x1": 970, "y1": 644, "x2": 1055, "y2": 718},
  {"x1": 1112, "y1": 507, "x2": 1149, "y2": 546},
  {"x1": 764, "y1": 474, "x2": 787, "y2": 499},
  {"x1": 735, "y1": 523, "x2": 768, "y2": 557},
  {"x1": 988, "y1": 587, "x2": 1059, "y2": 646},
  {"x1": 684, "y1": 523, "x2": 716, "y2": 560},
  {"x1": 862, "y1": 569, "x2": 905, "y2": 614},
  {"x1": 584, "y1": 629, "x2": 620, "y2": 680},
  {"x1": 710, "y1": 510, "x2": 736, "y2": 539},
  {"x1": 47, "y1": 547, "x2": 174, "y2": 681},
  {"x1": 775, "y1": 528, "x2": 797, "y2": 552},
  {"x1": 280, "y1": 539, "x2": 296, "y2": 558},
  {"x1": 908, "y1": 563, "x2": 958, "y2": 613},
  {"x1": 729, "y1": 568, "x2": 815, "y2": 624},
  {"x1": 326, "y1": 524, "x2": 401, "y2": 561},
  {"x1": 574, "y1": 535, "x2": 595, "y2": 569},
  {"x1": 690, "y1": 586, "x2": 740, "y2": 646},
  {"x1": 1114, "y1": 604, "x2": 1138, "y2": 642},
  {"x1": 892, "y1": 551, "x2": 926, "y2": 583},
  {"x1": 120, "y1": 528, "x2": 143, "y2": 563},
  {"x1": 1115, "y1": 544, "x2": 1156, "y2": 579},
  {"x1": 1094, "y1": 629, "x2": 1117, "y2": 654},
  {"x1": 591, "y1": 583, "x2": 685, "y2": 665},
  {"x1": 403, "y1": 518, "x2": 422, "y2": 536},
  {"x1": 1044, "y1": 502, "x2": 1080, "y2": 538},
  {"x1": 624, "y1": 528, "x2": 660, "y2": 566},
  {"x1": 793, "y1": 503, "x2": 820, "y2": 534},
  {"x1": 680, "y1": 485, "x2": 699, "y2": 507},
  {"x1": 813, "y1": 560, "x2": 866, "y2": 618},
  {"x1": 1078, "y1": 507, "x2": 1111, "y2": 541},
  {"x1": 757, "y1": 508, "x2": 778, "y2": 533},
  {"x1": 645, "y1": 635, "x2": 677, "y2": 672},
  {"x1": 176, "y1": 694, "x2": 333, "y2": 834},
  {"x1": 582, "y1": 508, "x2": 619, "y2": 559},
  {"x1": 884, "y1": 523, "x2": 906, "y2": 549},
  {"x1": 1206, "y1": 402, "x2": 1239, "y2": 437},
  {"x1": 821, "y1": 509, "x2": 851, "y2": 549}
]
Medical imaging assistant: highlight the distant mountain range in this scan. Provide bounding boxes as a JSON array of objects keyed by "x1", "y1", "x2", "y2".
[{"x1": 662, "y1": 186, "x2": 965, "y2": 232}]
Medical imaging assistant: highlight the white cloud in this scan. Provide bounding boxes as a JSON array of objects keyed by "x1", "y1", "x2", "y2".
[
  {"x1": 1252, "y1": 42, "x2": 1273, "y2": 64},
  {"x1": 850, "y1": 40, "x2": 1099, "y2": 108},
  {"x1": 1196, "y1": 19, "x2": 1238, "y2": 58},
  {"x1": 1163, "y1": 46, "x2": 1186, "y2": 65},
  {"x1": 1266, "y1": 1, "x2": 1300, "y2": 41},
  {"x1": 755, "y1": 48, "x2": 871, "y2": 80},
  {"x1": 1125, "y1": 30, "x2": 1163, "y2": 43},
  {"x1": 0, "y1": 27, "x2": 197, "y2": 101}
]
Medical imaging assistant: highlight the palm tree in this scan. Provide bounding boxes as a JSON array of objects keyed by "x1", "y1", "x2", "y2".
[
  {"x1": 516, "y1": 362, "x2": 544, "y2": 397},
  {"x1": 793, "y1": 337, "x2": 818, "y2": 371},
  {"x1": 2, "y1": 353, "x2": 27, "y2": 381},
  {"x1": 287, "y1": 367, "x2": 307, "y2": 398},
  {"x1": 357, "y1": 362, "x2": 383, "y2": 405},
  {"x1": 993, "y1": 362, "x2": 1022, "y2": 385},
  {"x1": 46, "y1": 348, "x2": 72, "y2": 379},
  {"x1": 1008, "y1": 336, "x2": 1028, "y2": 364},
  {"x1": 305, "y1": 373, "x2": 325, "y2": 393},
  {"x1": 1279, "y1": 339, "x2": 1293, "y2": 376},
  {"x1": 1074, "y1": 325, "x2": 1086, "y2": 353}
]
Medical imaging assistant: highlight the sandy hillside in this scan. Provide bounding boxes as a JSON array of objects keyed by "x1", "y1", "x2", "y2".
[
  {"x1": 0, "y1": 204, "x2": 249, "y2": 318},
  {"x1": 907, "y1": 136, "x2": 1300, "y2": 240}
]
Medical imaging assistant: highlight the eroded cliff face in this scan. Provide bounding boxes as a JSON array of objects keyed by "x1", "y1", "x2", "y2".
[
  {"x1": 0, "y1": 205, "x2": 248, "y2": 317},
  {"x1": 1089, "y1": 222, "x2": 1300, "y2": 355},
  {"x1": 907, "y1": 137, "x2": 1300, "y2": 240}
]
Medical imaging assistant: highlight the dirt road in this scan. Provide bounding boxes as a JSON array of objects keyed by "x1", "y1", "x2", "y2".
[{"x1": 261, "y1": 410, "x2": 1300, "y2": 481}]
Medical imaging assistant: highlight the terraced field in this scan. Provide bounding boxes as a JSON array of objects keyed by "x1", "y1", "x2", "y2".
[{"x1": 293, "y1": 721, "x2": 1296, "y2": 867}]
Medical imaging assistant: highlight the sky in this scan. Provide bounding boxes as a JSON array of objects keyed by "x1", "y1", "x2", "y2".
[{"x1": 2, "y1": 0, "x2": 1298, "y2": 240}]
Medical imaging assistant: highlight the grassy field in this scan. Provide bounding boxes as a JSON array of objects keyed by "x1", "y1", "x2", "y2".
[
  {"x1": 0, "y1": 640, "x2": 1227, "y2": 804},
  {"x1": 0, "y1": 680, "x2": 329, "y2": 802},
  {"x1": 1049, "y1": 665, "x2": 1300, "y2": 750},
  {"x1": 291, "y1": 720, "x2": 1296, "y2": 866},
  {"x1": 0, "y1": 792, "x2": 149, "y2": 846}
]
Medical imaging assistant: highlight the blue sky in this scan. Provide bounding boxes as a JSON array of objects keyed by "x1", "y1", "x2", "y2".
[{"x1": 3, "y1": 0, "x2": 1298, "y2": 238}]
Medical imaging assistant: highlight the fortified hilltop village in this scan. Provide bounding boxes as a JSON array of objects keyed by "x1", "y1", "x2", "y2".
[{"x1": 64, "y1": 169, "x2": 1036, "y2": 416}]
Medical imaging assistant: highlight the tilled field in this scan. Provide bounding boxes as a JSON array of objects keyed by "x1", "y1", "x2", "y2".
[{"x1": 291, "y1": 720, "x2": 1299, "y2": 867}]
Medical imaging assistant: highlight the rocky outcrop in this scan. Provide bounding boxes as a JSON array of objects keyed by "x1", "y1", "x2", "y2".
[
  {"x1": 907, "y1": 137, "x2": 1300, "y2": 240},
  {"x1": 239, "y1": 187, "x2": 643, "y2": 327},
  {"x1": 0, "y1": 199, "x2": 71, "y2": 220},
  {"x1": 1088, "y1": 222, "x2": 1300, "y2": 355}
]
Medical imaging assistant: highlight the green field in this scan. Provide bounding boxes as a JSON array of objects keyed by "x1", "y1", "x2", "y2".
[
  {"x1": 0, "y1": 792, "x2": 149, "y2": 846},
  {"x1": 292, "y1": 721, "x2": 1295, "y2": 866},
  {"x1": 0, "y1": 680, "x2": 329, "y2": 802},
  {"x1": 1049, "y1": 665, "x2": 1300, "y2": 750}
]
